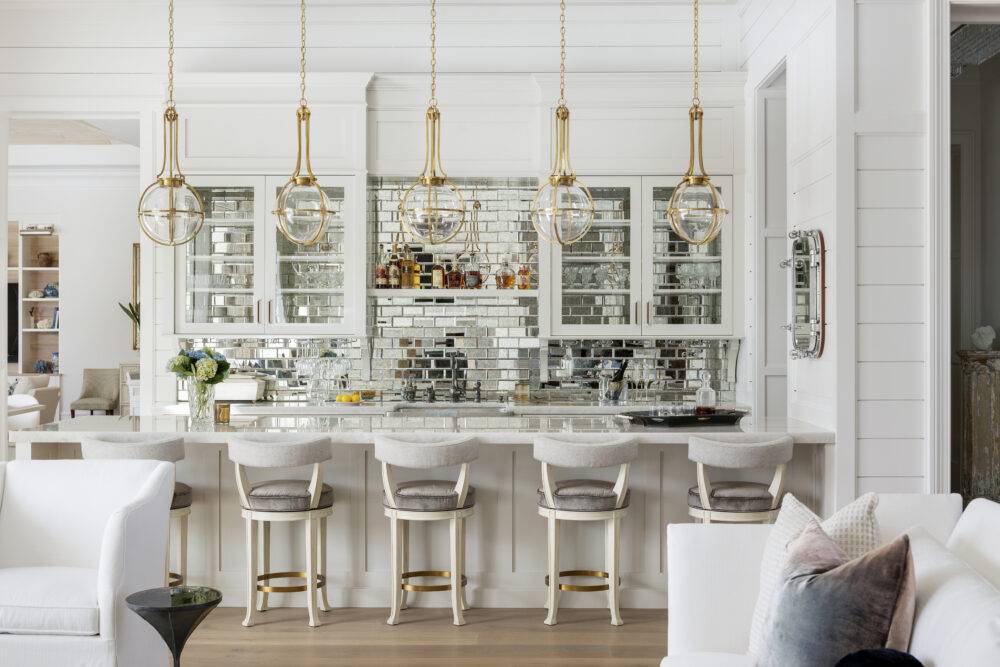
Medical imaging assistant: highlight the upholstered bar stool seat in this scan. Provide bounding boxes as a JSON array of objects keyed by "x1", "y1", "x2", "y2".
[
  {"x1": 686, "y1": 434, "x2": 794, "y2": 524},
  {"x1": 686, "y1": 481, "x2": 773, "y2": 512},
  {"x1": 81, "y1": 433, "x2": 191, "y2": 588},
  {"x1": 228, "y1": 433, "x2": 335, "y2": 628},
  {"x1": 388, "y1": 480, "x2": 477, "y2": 511},
  {"x1": 533, "y1": 433, "x2": 638, "y2": 627},
  {"x1": 537, "y1": 479, "x2": 630, "y2": 512},
  {"x1": 374, "y1": 433, "x2": 480, "y2": 627}
]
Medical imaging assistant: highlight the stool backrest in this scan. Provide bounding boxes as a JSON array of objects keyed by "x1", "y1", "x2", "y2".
[
  {"x1": 81, "y1": 433, "x2": 185, "y2": 462},
  {"x1": 374, "y1": 434, "x2": 479, "y2": 510},
  {"x1": 228, "y1": 434, "x2": 333, "y2": 512},
  {"x1": 533, "y1": 434, "x2": 638, "y2": 511},
  {"x1": 687, "y1": 434, "x2": 794, "y2": 512}
]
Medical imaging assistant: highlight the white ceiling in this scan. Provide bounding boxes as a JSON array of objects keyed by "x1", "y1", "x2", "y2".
[{"x1": 9, "y1": 119, "x2": 140, "y2": 146}]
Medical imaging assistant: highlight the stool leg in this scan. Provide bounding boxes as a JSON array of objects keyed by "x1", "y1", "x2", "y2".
[
  {"x1": 387, "y1": 515, "x2": 402, "y2": 625},
  {"x1": 257, "y1": 521, "x2": 270, "y2": 612},
  {"x1": 606, "y1": 517, "x2": 623, "y2": 626},
  {"x1": 544, "y1": 516, "x2": 559, "y2": 626},
  {"x1": 306, "y1": 518, "x2": 320, "y2": 628},
  {"x1": 179, "y1": 513, "x2": 188, "y2": 587},
  {"x1": 399, "y1": 519, "x2": 409, "y2": 611},
  {"x1": 319, "y1": 517, "x2": 331, "y2": 612},
  {"x1": 458, "y1": 517, "x2": 469, "y2": 611},
  {"x1": 450, "y1": 517, "x2": 465, "y2": 626},
  {"x1": 243, "y1": 517, "x2": 257, "y2": 627}
]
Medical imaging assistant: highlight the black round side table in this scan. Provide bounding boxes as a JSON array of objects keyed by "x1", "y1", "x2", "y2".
[{"x1": 126, "y1": 586, "x2": 222, "y2": 667}]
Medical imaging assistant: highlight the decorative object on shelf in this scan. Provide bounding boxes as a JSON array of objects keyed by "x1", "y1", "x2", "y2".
[
  {"x1": 214, "y1": 401, "x2": 231, "y2": 424},
  {"x1": 36, "y1": 318, "x2": 52, "y2": 330},
  {"x1": 462, "y1": 199, "x2": 491, "y2": 282},
  {"x1": 495, "y1": 256, "x2": 515, "y2": 289},
  {"x1": 666, "y1": 0, "x2": 728, "y2": 246},
  {"x1": 398, "y1": 0, "x2": 466, "y2": 245},
  {"x1": 971, "y1": 325, "x2": 995, "y2": 351},
  {"x1": 34, "y1": 359, "x2": 53, "y2": 374},
  {"x1": 785, "y1": 229, "x2": 825, "y2": 359},
  {"x1": 42, "y1": 283, "x2": 58, "y2": 298},
  {"x1": 18, "y1": 223, "x2": 54, "y2": 236},
  {"x1": 274, "y1": 0, "x2": 335, "y2": 247},
  {"x1": 168, "y1": 347, "x2": 230, "y2": 423},
  {"x1": 36, "y1": 251, "x2": 54, "y2": 267},
  {"x1": 530, "y1": 0, "x2": 594, "y2": 247},
  {"x1": 27, "y1": 290, "x2": 43, "y2": 299},
  {"x1": 137, "y1": 0, "x2": 205, "y2": 246}
]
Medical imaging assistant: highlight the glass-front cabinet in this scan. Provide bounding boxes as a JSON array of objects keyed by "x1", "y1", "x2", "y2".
[
  {"x1": 175, "y1": 175, "x2": 363, "y2": 336},
  {"x1": 548, "y1": 175, "x2": 736, "y2": 337}
]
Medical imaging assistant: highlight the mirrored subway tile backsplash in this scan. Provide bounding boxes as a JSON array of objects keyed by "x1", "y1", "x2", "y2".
[{"x1": 179, "y1": 332, "x2": 738, "y2": 404}]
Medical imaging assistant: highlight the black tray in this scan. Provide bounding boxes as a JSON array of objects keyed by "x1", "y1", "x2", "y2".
[{"x1": 619, "y1": 409, "x2": 747, "y2": 427}]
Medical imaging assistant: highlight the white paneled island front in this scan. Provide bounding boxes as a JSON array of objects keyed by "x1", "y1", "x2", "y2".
[{"x1": 10, "y1": 414, "x2": 833, "y2": 609}]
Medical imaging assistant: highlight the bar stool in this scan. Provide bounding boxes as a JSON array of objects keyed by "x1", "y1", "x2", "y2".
[
  {"x1": 374, "y1": 433, "x2": 479, "y2": 627},
  {"x1": 534, "y1": 433, "x2": 637, "y2": 627},
  {"x1": 686, "y1": 434, "x2": 794, "y2": 524},
  {"x1": 81, "y1": 433, "x2": 191, "y2": 587},
  {"x1": 228, "y1": 434, "x2": 333, "y2": 628}
]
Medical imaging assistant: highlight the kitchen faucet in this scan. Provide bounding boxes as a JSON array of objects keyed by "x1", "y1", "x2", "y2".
[{"x1": 448, "y1": 352, "x2": 466, "y2": 402}]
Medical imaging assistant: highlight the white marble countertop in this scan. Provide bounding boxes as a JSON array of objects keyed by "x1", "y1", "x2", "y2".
[{"x1": 9, "y1": 414, "x2": 835, "y2": 445}]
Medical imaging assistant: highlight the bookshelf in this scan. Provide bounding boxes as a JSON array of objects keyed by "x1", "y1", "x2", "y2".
[{"x1": 7, "y1": 222, "x2": 61, "y2": 375}]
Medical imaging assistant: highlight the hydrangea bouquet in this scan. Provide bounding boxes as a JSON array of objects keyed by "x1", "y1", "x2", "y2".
[{"x1": 168, "y1": 348, "x2": 230, "y2": 422}]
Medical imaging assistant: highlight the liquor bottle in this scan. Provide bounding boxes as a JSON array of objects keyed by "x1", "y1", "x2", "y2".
[
  {"x1": 695, "y1": 371, "x2": 717, "y2": 413},
  {"x1": 388, "y1": 244, "x2": 401, "y2": 289},
  {"x1": 374, "y1": 244, "x2": 388, "y2": 288},
  {"x1": 463, "y1": 254, "x2": 482, "y2": 289},
  {"x1": 400, "y1": 243, "x2": 414, "y2": 288},
  {"x1": 516, "y1": 259, "x2": 531, "y2": 290},
  {"x1": 411, "y1": 253, "x2": 423, "y2": 288},
  {"x1": 446, "y1": 257, "x2": 464, "y2": 288},
  {"x1": 431, "y1": 257, "x2": 446, "y2": 289},
  {"x1": 495, "y1": 257, "x2": 515, "y2": 289}
]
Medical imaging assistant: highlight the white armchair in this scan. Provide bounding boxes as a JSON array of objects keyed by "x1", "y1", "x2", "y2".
[{"x1": 0, "y1": 460, "x2": 174, "y2": 667}]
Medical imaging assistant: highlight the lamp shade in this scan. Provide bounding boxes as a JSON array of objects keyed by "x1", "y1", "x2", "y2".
[
  {"x1": 276, "y1": 180, "x2": 333, "y2": 246},
  {"x1": 138, "y1": 180, "x2": 205, "y2": 246},
  {"x1": 531, "y1": 180, "x2": 594, "y2": 246},
  {"x1": 667, "y1": 179, "x2": 726, "y2": 245},
  {"x1": 400, "y1": 180, "x2": 466, "y2": 245}
]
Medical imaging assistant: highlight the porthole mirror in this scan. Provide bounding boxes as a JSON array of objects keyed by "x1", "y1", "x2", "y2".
[{"x1": 783, "y1": 229, "x2": 825, "y2": 359}]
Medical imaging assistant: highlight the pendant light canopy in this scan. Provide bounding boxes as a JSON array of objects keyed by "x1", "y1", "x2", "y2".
[
  {"x1": 667, "y1": 0, "x2": 728, "y2": 246},
  {"x1": 531, "y1": 0, "x2": 594, "y2": 247},
  {"x1": 138, "y1": 0, "x2": 205, "y2": 247},
  {"x1": 399, "y1": 0, "x2": 466, "y2": 245},
  {"x1": 274, "y1": 0, "x2": 334, "y2": 247}
]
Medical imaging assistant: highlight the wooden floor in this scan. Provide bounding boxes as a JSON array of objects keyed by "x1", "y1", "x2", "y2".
[{"x1": 184, "y1": 607, "x2": 667, "y2": 666}]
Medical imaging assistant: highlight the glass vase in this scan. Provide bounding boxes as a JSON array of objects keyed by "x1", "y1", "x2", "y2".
[{"x1": 187, "y1": 378, "x2": 215, "y2": 424}]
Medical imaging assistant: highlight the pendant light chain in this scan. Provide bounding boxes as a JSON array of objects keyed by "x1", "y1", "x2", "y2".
[
  {"x1": 429, "y1": 0, "x2": 438, "y2": 107},
  {"x1": 558, "y1": 0, "x2": 567, "y2": 106},
  {"x1": 166, "y1": 0, "x2": 175, "y2": 107},
  {"x1": 692, "y1": 0, "x2": 700, "y2": 107},
  {"x1": 299, "y1": 0, "x2": 308, "y2": 106}
]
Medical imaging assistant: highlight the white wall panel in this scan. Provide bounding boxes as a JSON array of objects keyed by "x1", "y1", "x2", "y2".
[
  {"x1": 857, "y1": 134, "x2": 926, "y2": 170},
  {"x1": 857, "y1": 476, "x2": 924, "y2": 494},
  {"x1": 855, "y1": 0, "x2": 926, "y2": 117},
  {"x1": 857, "y1": 247, "x2": 925, "y2": 285},
  {"x1": 857, "y1": 285, "x2": 925, "y2": 323},
  {"x1": 857, "y1": 362, "x2": 925, "y2": 400},
  {"x1": 857, "y1": 438, "x2": 925, "y2": 477},
  {"x1": 857, "y1": 400, "x2": 925, "y2": 439},
  {"x1": 856, "y1": 209, "x2": 925, "y2": 246},
  {"x1": 857, "y1": 324, "x2": 926, "y2": 362},
  {"x1": 857, "y1": 171, "x2": 926, "y2": 209}
]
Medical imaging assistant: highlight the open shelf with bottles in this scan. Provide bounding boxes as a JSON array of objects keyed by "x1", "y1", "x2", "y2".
[{"x1": 368, "y1": 288, "x2": 538, "y2": 298}]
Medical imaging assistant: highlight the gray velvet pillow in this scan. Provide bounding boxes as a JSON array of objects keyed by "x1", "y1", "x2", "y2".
[{"x1": 759, "y1": 520, "x2": 915, "y2": 667}]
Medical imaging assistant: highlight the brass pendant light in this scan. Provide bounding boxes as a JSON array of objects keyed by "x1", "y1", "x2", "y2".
[
  {"x1": 274, "y1": 0, "x2": 334, "y2": 247},
  {"x1": 531, "y1": 0, "x2": 594, "y2": 246},
  {"x1": 399, "y1": 0, "x2": 466, "y2": 245},
  {"x1": 531, "y1": 0, "x2": 594, "y2": 247},
  {"x1": 667, "y1": 0, "x2": 728, "y2": 246},
  {"x1": 138, "y1": 0, "x2": 205, "y2": 247}
]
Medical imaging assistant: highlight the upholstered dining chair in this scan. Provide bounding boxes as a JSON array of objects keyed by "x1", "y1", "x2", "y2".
[
  {"x1": 686, "y1": 434, "x2": 794, "y2": 524},
  {"x1": 70, "y1": 368, "x2": 120, "y2": 417}
]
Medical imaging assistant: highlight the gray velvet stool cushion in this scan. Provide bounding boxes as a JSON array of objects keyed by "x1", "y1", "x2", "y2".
[
  {"x1": 171, "y1": 482, "x2": 193, "y2": 510},
  {"x1": 537, "y1": 479, "x2": 629, "y2": 512},
  {"x1": 687, "y1": 481, "x2": 775, "y2": 512},
  {"x1": 244, "y1": 479, "x2": 334, "y2": 512},
  {"x1": 385, "y1": 480, "x2": 477, "y2": 511}
]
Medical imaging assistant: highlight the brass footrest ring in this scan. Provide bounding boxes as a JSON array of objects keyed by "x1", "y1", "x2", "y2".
[
  {"x1": 545, "y1": 569, "x2": 620, "y2": 593},
  {"x1": 400, "y1": 570, "x2": 468, "y2": 593},
  {"x1": 256, "y1": 571, "x2": 327, "y2": 594},
  {"x1": 168, "y1": 572, "x2": 184, "y2": 588}
]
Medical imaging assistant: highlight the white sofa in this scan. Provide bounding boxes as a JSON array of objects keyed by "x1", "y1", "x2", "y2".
[
  {"x1": 663, "y1": 493, "x2": 1000, "y2": 666},
  {"x1": 0, "y1": 460, "x2": 174, "y2": 667}
]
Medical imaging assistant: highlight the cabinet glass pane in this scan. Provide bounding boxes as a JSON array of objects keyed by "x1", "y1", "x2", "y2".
[
  {"x1": 649, "y1": 185, "x2": 723, "y2": 326},
  {"x1": 184, "y1": 185, "x2": 256, "y2": 325},
  {"x1": 560, "y1": 186, "x2": 633, "y2": 326},
  {"x1": 272, "y1": 185, "x2": 346, "y2": 326}
]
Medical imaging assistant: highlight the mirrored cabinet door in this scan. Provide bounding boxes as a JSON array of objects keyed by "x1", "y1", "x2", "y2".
[
  {"x1": 641, "y1": 176, "x2": 734, "y2": 336},
  {"x1": 550, "y1": 177, "x2": 643, "y2": 336},
  {"x1": 264, "y1": 175, "x2": 360, "y2": 335},
  {"x1": 175, "y1": 177, "x2": 268, "y2": 334}
]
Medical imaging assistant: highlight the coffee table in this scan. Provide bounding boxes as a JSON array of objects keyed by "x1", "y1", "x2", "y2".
[{"x1": 126, "y1": 586, "x2": 221, "y2": 667}]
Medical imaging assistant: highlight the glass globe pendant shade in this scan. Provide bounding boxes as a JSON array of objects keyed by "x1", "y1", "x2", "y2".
[
  {"x1": 531, "y1": 179, "x2": 594, "y2": 246},
  {"x1": 276, "y1": 179, "x2": 332, "y2": 246},
  {"x1": 667, "y1": 178, "x2": 727, "y2": 246},
  {"x1": 400, "y1": 179, "x2": 466, "y2": 245},
  {"x1": 138, "y1": 179, "x2": 205, "y2": 246}
]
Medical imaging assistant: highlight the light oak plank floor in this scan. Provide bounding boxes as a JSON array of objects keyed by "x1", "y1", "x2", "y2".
[{"x1": 184, "y1": 607, "x2": 666, "y2": 666}]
